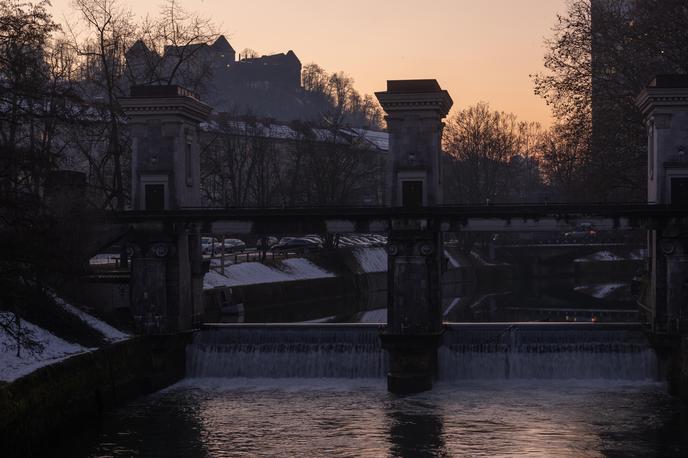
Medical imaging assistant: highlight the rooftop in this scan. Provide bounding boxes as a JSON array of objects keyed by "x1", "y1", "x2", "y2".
[
  {"x1": 648, "y1": 75, "x2": 688, "y2": 88},
  {"x1": 130, "y1": 85, "x2": 200, "y2": 100},
  {"x1": 386, "y1": 79, "x2": 442, "y2": 93}
]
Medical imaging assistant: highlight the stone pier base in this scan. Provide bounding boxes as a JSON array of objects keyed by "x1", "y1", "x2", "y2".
[
  {"x1": 379, "y1": 331, "x2": 444, "y2": 394},
  {"x1": 677, "y1": 336, "x2": 688, "y2": 403}
]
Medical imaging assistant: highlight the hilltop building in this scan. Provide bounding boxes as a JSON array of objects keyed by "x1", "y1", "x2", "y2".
[{"x1": 126, "y1": 35, "x2": 303, "y2": 118}]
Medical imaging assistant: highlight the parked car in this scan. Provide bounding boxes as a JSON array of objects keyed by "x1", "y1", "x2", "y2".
[
  {"x1": 222, "y1": 238, "x2": 246, "y2": 252},
  {"x1": 564, "y1": 223, "x2": 597, "y2": 241},
  {"x1": 201, "y1": 237, "x2": 220, "y2": 255},
  {"x1": 271, "y1": 237, "x2": 323, "y2": 254},
  {"x1": 256, "y1": 236, "x2": 279, "y2": 249}
]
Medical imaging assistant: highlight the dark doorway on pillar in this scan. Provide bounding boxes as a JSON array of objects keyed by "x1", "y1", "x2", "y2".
[
  {"x1": 671, "y1": 177, "x2": 688, "y2": 205},
  {"x1": 145, "y1": 184, "x2": 165, "y2": 210},
  {"x1": 402, "y1": 180, "x2": 423, "y2": 208}
]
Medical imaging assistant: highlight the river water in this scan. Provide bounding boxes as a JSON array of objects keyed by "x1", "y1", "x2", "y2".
[
  {"x1": 62, "y1": 379, "x2": 687, "y2": 457},
  {"x1": 58, "y1": 324, "x2": 688, "y2": 457}
]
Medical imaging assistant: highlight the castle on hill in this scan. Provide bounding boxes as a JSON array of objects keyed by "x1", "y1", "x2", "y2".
[{"x1": 126, "y1": 35, "x2": 303, "y2": 119}]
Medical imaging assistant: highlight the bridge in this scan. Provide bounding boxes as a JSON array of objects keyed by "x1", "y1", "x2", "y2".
[
  {"x1": 109, "y1": 203, "x2": 686, "y2": 232},
  {"x1": 99, "y1": 78, "x2": 688, "y2": 396}
]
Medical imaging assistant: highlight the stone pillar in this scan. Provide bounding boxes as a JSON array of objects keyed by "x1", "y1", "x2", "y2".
[
  {"x1": 637, "y1": 75, "x2": 688, "y2": 333},
  {"x1": 120, "y1": 85, "x2": 211, "y2": 211},
  {"x1": 638, "y1": 75, "x2": 688, "y2": 402},
  {"x1": 121, "y1": 86, "x2": 211, "y2": 333},
  {"x1": 376, "y1": 80, "x2": 453, "y2": 394}
]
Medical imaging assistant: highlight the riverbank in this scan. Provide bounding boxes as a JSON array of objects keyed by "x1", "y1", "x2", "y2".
[{"x1": 0, "y1": 333, "x2": 191, "y2": 458}]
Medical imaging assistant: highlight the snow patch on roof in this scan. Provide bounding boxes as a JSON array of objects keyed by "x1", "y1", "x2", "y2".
[{"x1": 352, "y1": 128, "x2": 389, "y2": 151}]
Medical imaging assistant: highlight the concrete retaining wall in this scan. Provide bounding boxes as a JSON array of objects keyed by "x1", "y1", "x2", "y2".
[{"x1": 0, "y1": 333, "x2": 192, "y2": 457}]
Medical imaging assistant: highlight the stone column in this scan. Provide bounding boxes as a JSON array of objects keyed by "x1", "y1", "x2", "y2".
[
  {"x1": 376, "y1": 80, "x2": 453, "y2": 393},
  {"x1": 637, "y1": 75, "x2": 688, "y2": 401},
  {"x1": 121, "y1": 86, "x2": 211, "y2": 333},
  {"x1": 637, "y1": 75, "x2": 688, "y2": 333}
]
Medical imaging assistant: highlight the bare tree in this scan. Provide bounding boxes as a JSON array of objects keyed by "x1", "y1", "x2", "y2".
[
  {"x1": 144, "y1": 0, "x2": 219, "y2": 91},
  {"x1": 533, "y1": 0, "x2": 688, "y2": 201},
  {"x1": 239, "y1": 48, "x2": 258, "y2": 60},
  {"x1": 0, "y1": 0, "x2": 89, "y2": 348},
  {"x1": 200, "y1": 114, "x2": 283, "y2": 208},
  {"x1": 69, "y1": 0, "x2": 135, "y2": 210},
  {"x1": 539, "y1": 123, "x2": 590, "y2": 201},
  {"x1": 443, "y1": 103, "x2": 521, "y2": 204},
  {"x1": 302, "y1": 63, "x2": 383, "y2": 129}
]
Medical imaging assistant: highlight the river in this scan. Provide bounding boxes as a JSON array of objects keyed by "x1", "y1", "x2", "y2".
[
  {"x1": 59, "y1": 379, "x2": 686, "y2": 457},
  {"x1": 54, "y1": 323, "x2": 688, "y2": 457}
]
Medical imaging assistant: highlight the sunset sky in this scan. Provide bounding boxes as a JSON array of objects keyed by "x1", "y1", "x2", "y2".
[{"x1": 50, "y1": 0, "x2": 568, "y2": 126}]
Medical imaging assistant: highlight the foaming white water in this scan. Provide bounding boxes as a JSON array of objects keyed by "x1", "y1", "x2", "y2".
[
  {"x1": 438, "y1": 347, "x2": 658, "y2": 380},
  {"x1": 439, "y1": 324, "x2": 659, "y2": 380},
  {"x1": 187, "y1": 324, "x2": 659, "y2": 381},
  {"x1": 187, "y1": 325, "x2": 387, "y2": 378}
]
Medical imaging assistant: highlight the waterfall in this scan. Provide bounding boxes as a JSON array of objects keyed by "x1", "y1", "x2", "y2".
[
  {"x1": 187, "y1": 323, "x2": 658, "y2": 381},
  {"x1": 187, "y1": 324, "x2": 387, "y2": 378},
  {"x1": 439, "y1": 323, "x2": 658, "y2": 380}
]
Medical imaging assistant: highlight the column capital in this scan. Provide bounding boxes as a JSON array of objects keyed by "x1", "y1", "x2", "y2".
[
  {"x1": 636, "y1": 75, "x2": 688, "y2": 120},
  {"x1": 376, "y1": 80, "x2": 453, "y2": 117}
]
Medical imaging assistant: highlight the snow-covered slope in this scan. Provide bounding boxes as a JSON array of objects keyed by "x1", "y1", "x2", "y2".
[
  {"x1": 204, "y1": 258, "x2": 334, "y2": 289},
  {"x1": 0, "y1": 314, "x2": 88, "y2": 382},
  {"x1": 351, "y1": 247, "x2": 387, "y2": 273},
  {"x1": 0, "y1": 294, "x2": 130, "y2": 382},
  {"x1": 51, "y1": 294, "x2": 129, "y2": 343}
]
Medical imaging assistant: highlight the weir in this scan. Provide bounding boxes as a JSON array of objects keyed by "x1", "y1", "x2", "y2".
[
  {"x1": 103, "y1": 77, "x2": 688, "y2": 397},
  {"x1": 186, "y1": 323, "x2": 658, "y2": 381}
]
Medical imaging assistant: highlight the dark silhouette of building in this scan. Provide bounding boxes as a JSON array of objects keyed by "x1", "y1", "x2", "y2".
[{"x1": 126, "y1": 35, "x2": 302, "y2": 116}]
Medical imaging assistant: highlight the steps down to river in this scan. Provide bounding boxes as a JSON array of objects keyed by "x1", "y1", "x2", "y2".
[{"x1": 187, "y1": 323, "x2": 658, "y2": 381}]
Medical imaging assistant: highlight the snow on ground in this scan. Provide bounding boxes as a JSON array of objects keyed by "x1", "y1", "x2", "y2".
[
  {"x1": 0, "y1": 313, "x2": 88, "y2": 382},
  {"x1": 352, "y1": 247, "x2": 387, "y2": 273},
  {"x1": 575, "y1": 249, "x2": 647, "y2": 263},
  {"x1": 443, "y1": 297, "x2": 462, "y2": 317},
  {"x1": 574, "y1": 251, "x2": 623, "y2": 262},
  {"x1": 50, "y1": 293, "x2": 129, "y2": 343},
  {"x1": 204, "y1": 258, "x2": 334, "y2": 289},
  {"x1": 357, "y1": 308, "x2": 387, "y2": 324},
  {"x1": 303, "y1": 316, "x2": 338, "y2": 323},
  {"x1": 444, "y1": 250, "x2": 461, "y2": 268},
  {"x1": 574, "y1": 283, "x2": 627, "y2": 299},
  {"x1": 89, "y1": 253, "x2": 120, "y2": 266},
  {"x1": 630, "y1": 249, "x2": 647, "y2": 260}
]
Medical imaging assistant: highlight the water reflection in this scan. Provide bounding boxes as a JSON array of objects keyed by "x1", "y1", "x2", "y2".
[
  {"x1": 57, "y1": 380, "x2": 688, "y2": 457},
  {"x1": 387, "y1": 399, "x2": 447, "y2": 457},
  {"x1": 55, "y1": 390, "x2": 209, "y2": 458}
]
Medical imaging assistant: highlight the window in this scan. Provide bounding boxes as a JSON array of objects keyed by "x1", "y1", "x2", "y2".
[
  {"x1": 670, "y1": 177, "x2": 688, "y2": 205},
  {"x1": 402, "y1": 180, "x2": 423, "y2": 208},
  {"x1": 145, "y1": 184, "x2": 165, "y2": 211}
]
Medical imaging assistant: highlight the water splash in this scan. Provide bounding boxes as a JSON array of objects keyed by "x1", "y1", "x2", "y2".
[{"x1": 187, "y1": 323, "x2": 658, "y2": 381}]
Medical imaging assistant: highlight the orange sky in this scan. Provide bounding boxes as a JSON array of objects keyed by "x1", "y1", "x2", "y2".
[{"x1": 51, "y1": 0, "x2": 567, "y2": 127}]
